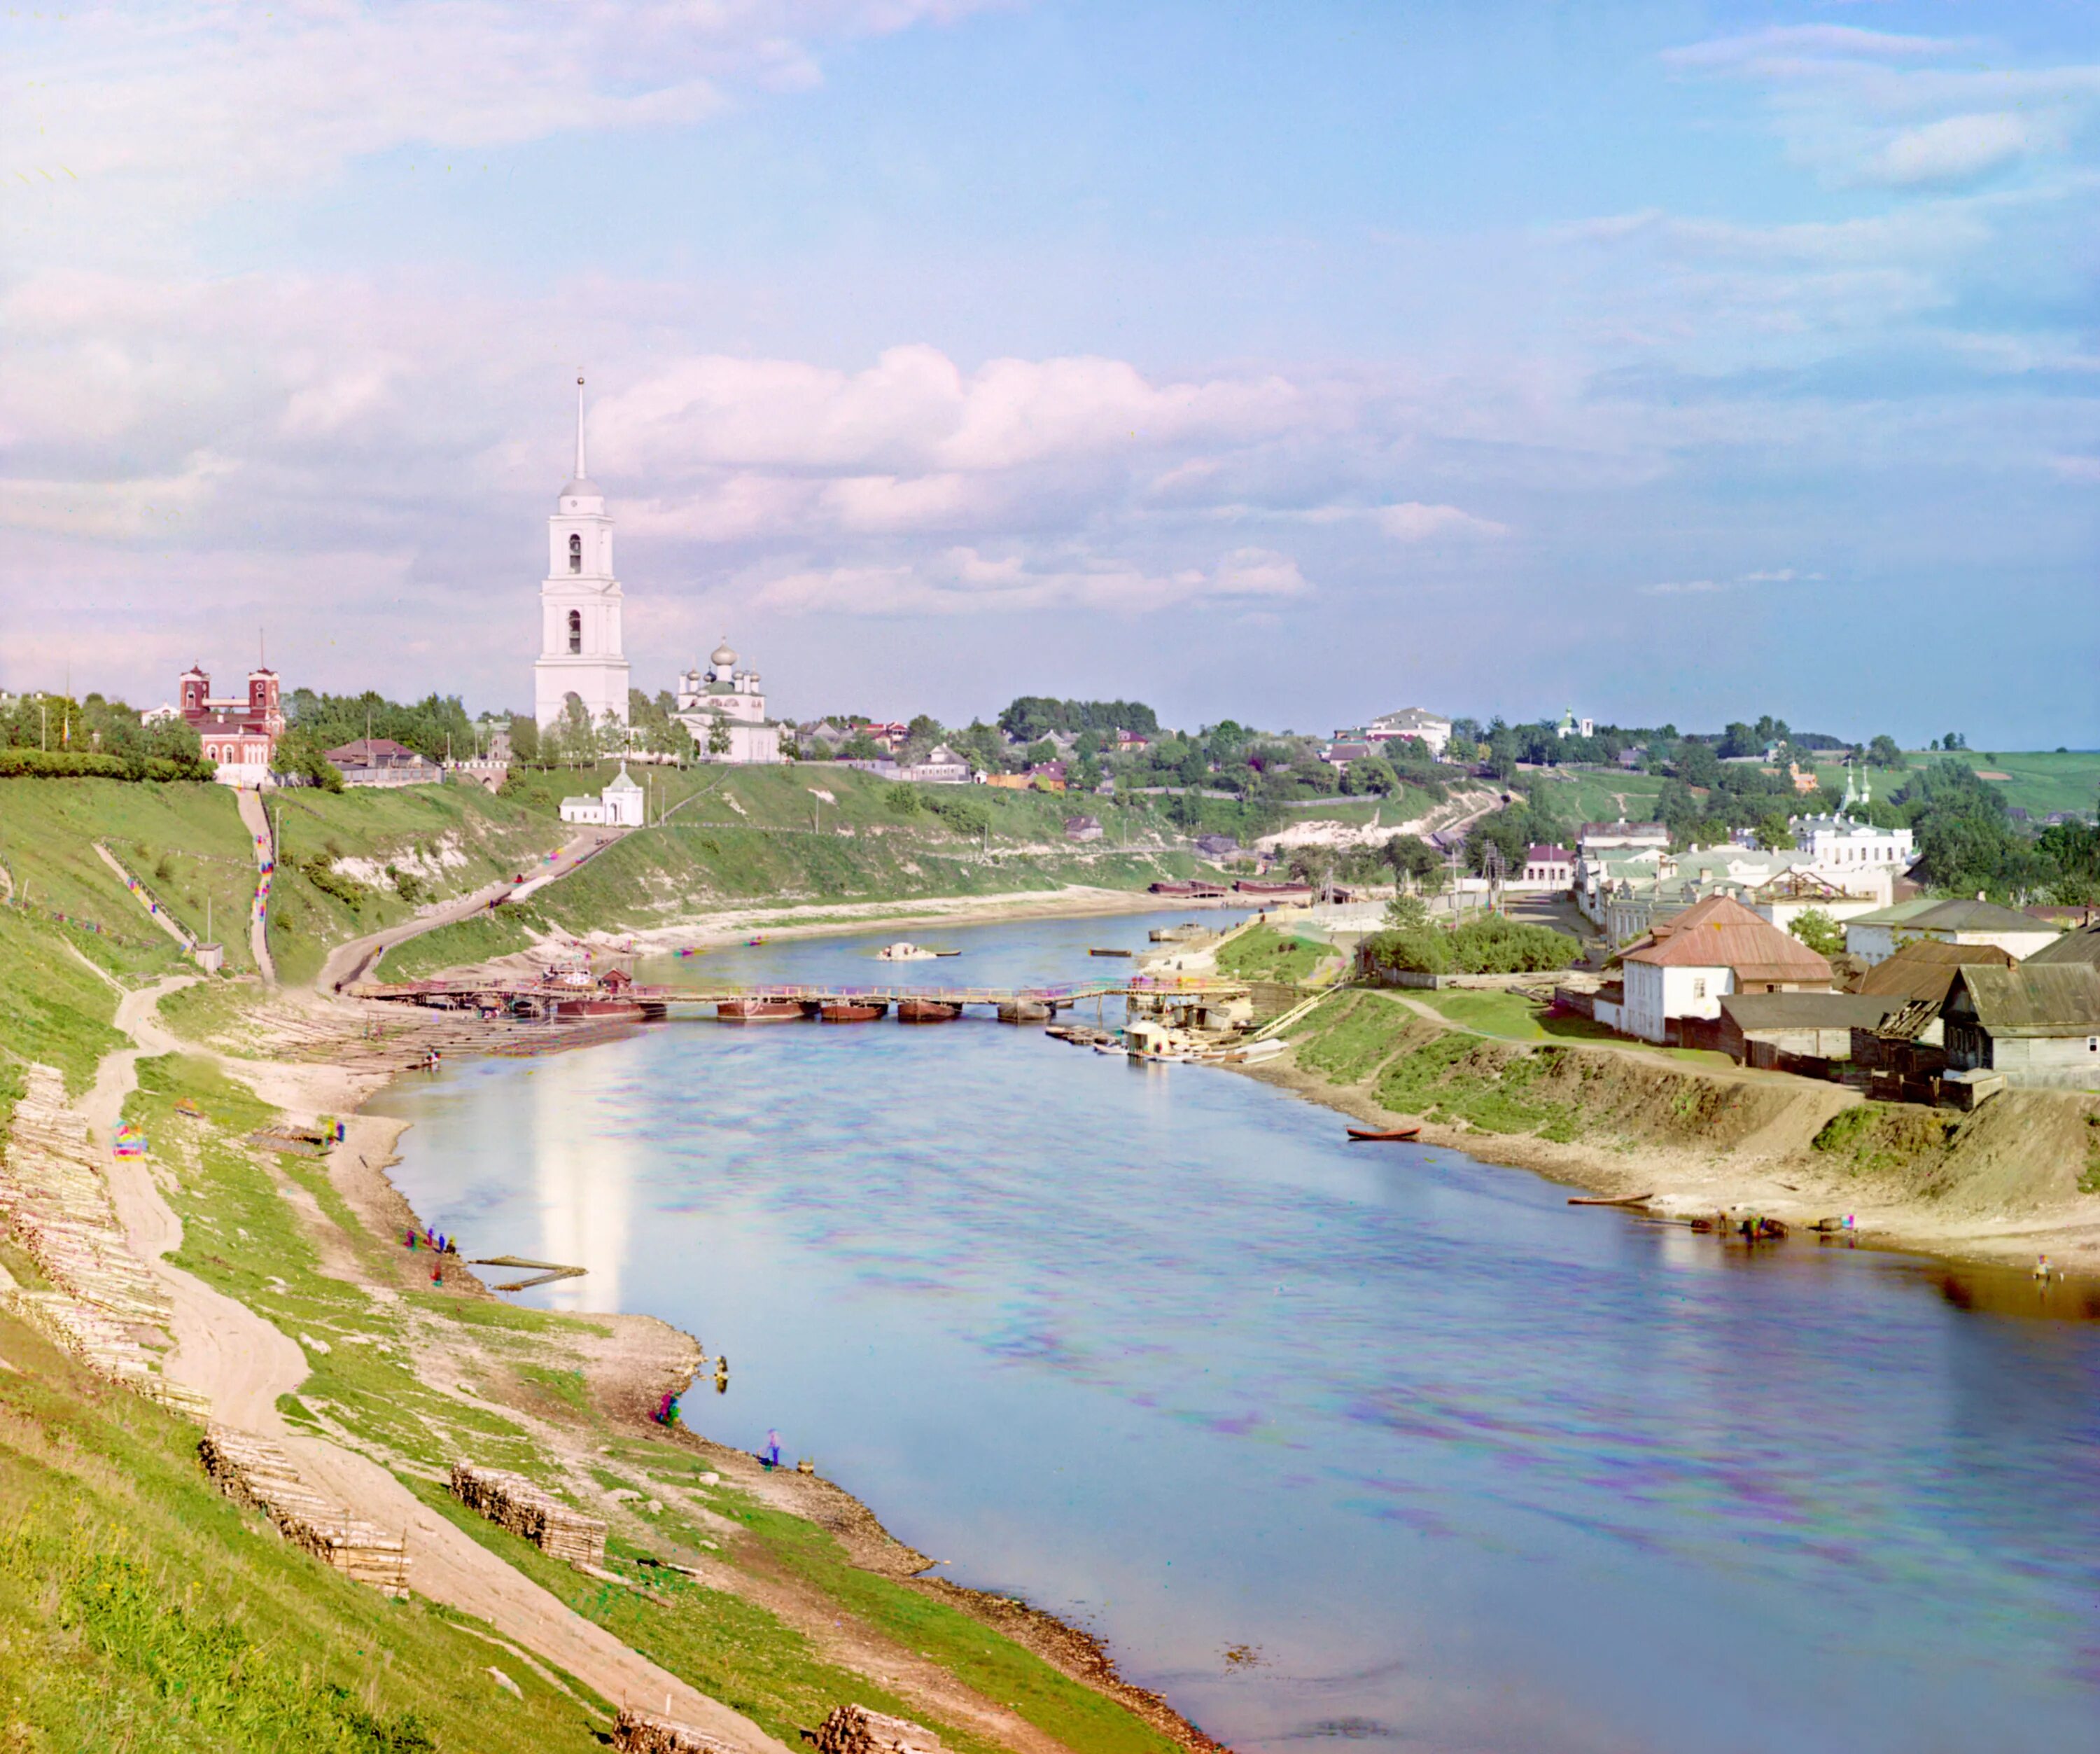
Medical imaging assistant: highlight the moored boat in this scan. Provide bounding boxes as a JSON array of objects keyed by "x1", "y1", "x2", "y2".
[
  {"x1": 877, "y1": 941, "x2": 939, "y2": 961},
  {"x1": 820, "y1": 1001, "x2": 888, "y2": 1023},
  {"x1": 716, "y1": 998, "x2": 804, "y2": 1022},
  {"x1": 1345, "y1": 1125, "x2": 1421, "y2": 1142},
  {"x1": 897, "y1": 998, "x2": 962, "y2": 1023}
]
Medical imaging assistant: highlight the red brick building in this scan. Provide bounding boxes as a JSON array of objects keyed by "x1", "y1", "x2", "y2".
[{"x1": 174, "y1": 665, "x2": 283, "y2": 785}]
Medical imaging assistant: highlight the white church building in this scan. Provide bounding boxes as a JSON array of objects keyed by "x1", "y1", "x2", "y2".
[
  {"x1": 532, "y1": 377, "x2": 784, "y2": 765},
  {"x1": 535, "y1": 377, "x2": 631, "y2": 732},
  {"x1": 676, "y1": 639, "x2": 783, "y2": 765}
]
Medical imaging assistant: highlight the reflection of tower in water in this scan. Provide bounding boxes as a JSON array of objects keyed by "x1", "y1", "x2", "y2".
[{"x1": 532, "y1": 1059, "x2": 630, "y2": 1312}]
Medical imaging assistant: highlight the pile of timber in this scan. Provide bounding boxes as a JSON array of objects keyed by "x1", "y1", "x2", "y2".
[
  {"x1": 200, "y1": 1426, "x2": 410, "y2": 1596},
  {"x1": 611, "y1": 1708, "x2": 732, "y2": 1753},
  {"x1": 0, "y1": 1066, "x2": 207, "y2": 1418},
  {"x1": 813, "y1": 1706, "x2": 945, "y2": 1754},
  {"x1": 449, "y1": 1461, "x2": 607, "y2": 1566}
]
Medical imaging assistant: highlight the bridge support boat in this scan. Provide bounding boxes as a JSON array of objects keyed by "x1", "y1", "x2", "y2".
[
  {"x1": 818, "y1": 1001, "x2": 889, "y2": 1023},
  {"x1": 717, "y1": 998, "x2": 804, "y2": 1022},
  {"x1": 897, "y1": 998, "x2": 963, "y2": 1023}
]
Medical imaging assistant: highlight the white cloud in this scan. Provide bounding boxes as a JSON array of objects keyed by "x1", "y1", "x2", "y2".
[
  {"x1": 1373, "y1": 502, "x2": 1509, "y2": 542},
  {"x1": 1641, "y1": 579, "x2": 1726, "y2": 596},
  {"x1": 752, "y1": 543, "x2": 1310, "y2": 616},
  {"x1": 1872, "y1": 113, "x2": 2045, "y2": 185},
  {"x1": 1, "y1": 2, "x2": 1000, "y2": 237}
]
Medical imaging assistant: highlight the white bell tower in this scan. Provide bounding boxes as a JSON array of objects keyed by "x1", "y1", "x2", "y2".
[{"x1": 533, "y1": 374, "x2": 631, "y2": 730}]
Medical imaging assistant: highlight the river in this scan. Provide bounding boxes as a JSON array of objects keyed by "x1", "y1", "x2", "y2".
[{"x1": 370, "y1": 908, "x2": 2100, "y2": 1753}]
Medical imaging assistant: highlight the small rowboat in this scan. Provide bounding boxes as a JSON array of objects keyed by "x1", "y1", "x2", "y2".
[
  {"x1": 1567, "y1": 1192, "x2": 1654, "y2": 1209},
  {"x1": 1345, "y1": 1126, "x2": 1420, "y2": 1143},
  {"x1": 1088, "y1": 947, "x2": 1133, "y2": 957}
]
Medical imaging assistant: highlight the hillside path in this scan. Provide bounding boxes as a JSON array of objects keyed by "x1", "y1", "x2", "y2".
[
  {"x1": 234, "y1": 789, "x2": 278, "y2": 984},
  {"x1": 78, "y1": 975, "x2": 790, "y2": 1753},
  {"x1": 316, "y1": 825, "x2": 622, "y2": 993}
]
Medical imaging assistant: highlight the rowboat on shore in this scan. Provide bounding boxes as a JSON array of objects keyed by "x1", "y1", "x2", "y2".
[
  {"x1": 1088, "y1": 947, "x2": 1133, "y2": 957},
  {"x1": 1345, "y1": 1125, "x2": 1421, "y2": 1143},
  {"x1": 818, "y1": 1001, "x2": 888, "y2": 1023},
  {"x1": 716, "y1": 998, "x2": 803, "y2": 1022},
  {"x1": 1567, "y1": 1192, "x2": 1655, "y2": 1209},
  {"x1": 897, "y1": 998, "x2": 962, "y2": 1023}
]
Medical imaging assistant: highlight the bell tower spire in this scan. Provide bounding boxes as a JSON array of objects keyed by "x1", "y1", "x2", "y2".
[{"x1": 575, "y1": 373, "x2": 587, "y2": 483}]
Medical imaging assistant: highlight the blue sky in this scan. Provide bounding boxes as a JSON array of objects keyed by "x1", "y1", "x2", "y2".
[{"x1": 2, "y1": 1, "x2": 2094, "y2": 743}]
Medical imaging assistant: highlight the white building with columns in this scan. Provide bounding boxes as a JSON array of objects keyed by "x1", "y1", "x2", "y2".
[{"x1": 534, "y1": 377, "x2": 630, "y2": 732}]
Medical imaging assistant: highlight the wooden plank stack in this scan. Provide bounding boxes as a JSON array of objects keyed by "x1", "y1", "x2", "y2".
[
  {"x1": 200, "y1": 1426, "x2": 410, "y2": 1596},
  {"x1": 449, "y1": 1461, "x2": 608, "y2": 1567},
  {"x1": 610, "y1": 1707, "x2": 732, "y2": 1753},
  {"x1": 0, "y1": 1065, "x2": 209, "y2": 1419},
  {"x1": 813, "y1": 1706, "x2": 945, "y2": 1754}
]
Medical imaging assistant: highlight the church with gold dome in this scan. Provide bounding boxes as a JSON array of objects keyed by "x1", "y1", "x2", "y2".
[{"x1": 675, "y1": 636, "x2": 783, "y2": 765}]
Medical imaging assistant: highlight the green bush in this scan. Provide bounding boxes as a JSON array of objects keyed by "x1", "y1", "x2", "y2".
[
  {"x1": 1359, "y1": 915, "x2": 1581, "y2": 976},
  {"x1": 0, "y1": 748, "x2": 214, "y2": 783}
]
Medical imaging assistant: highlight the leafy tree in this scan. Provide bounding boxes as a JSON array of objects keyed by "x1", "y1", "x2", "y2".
[
  {"x1": 507, "y1": 714, "x2": 540, "y2": 763},
  {"x1": 1788, "y1": 909, "x2": 1843, "y2": 959},
  {"x1": 1865, "y1": 734, "x2": 1904, "y2": 768},
  {"x1": 1345, "y1": 756, "x2": 1397, "y2": 797},
  {"x1": 1674, "y1": 742, "x2": 1722, "y2": 789},
  {"x1": 1382, "y1": 833, "x2": 1446, "y2": 891},
  {"x1": 1754, "y1": 812, "x2": 1796, "y2": 852},
  {"x1": 274, "y1": 725, "x2": 346, "y2": 791},
  {"x1": 1384, "y1": 893, "x2": 1430, "y2": 931},
  {"x1": 707, "y1": 715, "x2": 732, "y2": 758}
]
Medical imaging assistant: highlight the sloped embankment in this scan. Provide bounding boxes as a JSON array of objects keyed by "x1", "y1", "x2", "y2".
[
  {"x1": 1283, "y1": 990, "x2": 1846, "y2": 1153},
  {"x1": 1807, "y1": 1094, "x2": 2100, "y2": 1216},
  {"x1": 1270, "y1": 990, "x2": 2100, "y2": 1239}
]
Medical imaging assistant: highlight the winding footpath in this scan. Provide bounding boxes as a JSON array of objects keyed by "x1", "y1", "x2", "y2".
[
  {"x1": 71, "y1": 968, "x2": 787, "y2": 1750},
  {"x1": 233, "y1": 789, "x2": 278, "y2": 984}
]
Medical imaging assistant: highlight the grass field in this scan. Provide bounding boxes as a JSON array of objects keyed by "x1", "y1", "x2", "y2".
[
  {"x1": 0, "y1": 905, "x2": 130, "y2": 1132},
  {"x1": 262, "y1": 784, "x2": 566, "y2": 984},
  {"x1": 1215, "y1": 921, "x2": 1332, "y2": 983},
  {"x1": 0, "y1": 778, "x2": 261, "y2": 975},
  {"x1": 1404, "y1": 987, "x2": 1737, "y2": 1065},
  {"x1": 1880, "y1": 750, "x2": 2099, "y2": 819},
  {"x1": 1519, "y1": 768, "x2": 1670, "y2": 828}
]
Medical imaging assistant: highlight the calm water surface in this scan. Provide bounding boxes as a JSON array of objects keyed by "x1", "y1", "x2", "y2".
[{"x1": 370, "y1": 910, "x2": 2100, "y2": 1753}]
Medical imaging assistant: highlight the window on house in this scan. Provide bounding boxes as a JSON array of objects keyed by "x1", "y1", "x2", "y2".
[
  {"x1": 567, "y1": 609, "x2": 582, "y2": 654},
  {"x1": 1691, "y1": 977, "x2": 1706, "y2": 999},
  {"x1": 569, "y1": 533, "x2": 582, "y2": 573}
]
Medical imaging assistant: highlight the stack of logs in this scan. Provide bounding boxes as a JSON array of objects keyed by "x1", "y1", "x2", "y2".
[
  {"x1": 449, "y1": 1461, "x2": 608, "y2": 1567},
  {"x1": 0, "y1": 1065, "x2": 208, "y2": 1419},
  {"x1": 813, "y1": 1706, "x2": 945, "y2": 1754},
  {"x1": 200, "y1": 1426, "x2": 410, "y2": 1596},
  {"x1": 611, "y1": 1708, "x2": 732, "y2": 1753}
]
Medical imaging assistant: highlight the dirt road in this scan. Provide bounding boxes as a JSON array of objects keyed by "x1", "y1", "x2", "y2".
[{"x1": 316, "y1": 827, "x2": 620, "y2": 992}]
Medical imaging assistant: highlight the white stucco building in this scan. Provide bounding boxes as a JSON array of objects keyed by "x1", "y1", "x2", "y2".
[
  {"x1": 1365, "y1": 707, "x2": 1452, "y2": 759},
  {"x1": 534, "y1": 377, "x2": 630, "y2": 732},
  {"x1": 1612, "y1": 894, "x2": 1834, "y2": 1044},
  {"x1": 675, "y1": 638, "x2": 783, "y2": 765},
  {"x1": 559, "y1": 762, "x2": 645, "y2": 827}
]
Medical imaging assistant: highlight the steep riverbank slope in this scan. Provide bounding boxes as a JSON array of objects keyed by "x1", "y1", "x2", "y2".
[
  {"x1": 0, "y1": 773, "x2": 1215, "y2": 1753},
  {"x1": 1251, "y1": 989, "x2": 2100, "y2": 1272}
]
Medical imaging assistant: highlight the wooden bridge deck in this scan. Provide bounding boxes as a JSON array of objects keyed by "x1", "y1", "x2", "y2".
[{"x1": 351, "y1": 974, "x2": 1248, "y2": 1008}]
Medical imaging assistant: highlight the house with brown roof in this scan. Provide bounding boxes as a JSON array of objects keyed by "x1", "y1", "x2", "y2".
[
  {"x1": 1940, "y1": 963, "x2": 2100, "y2": 1092},
  {"x1": 2025, "y1": 921, "x2": 2100, "y2": 969},
  {"x1": 1611, "y1": 893, "x2": 1833, "y2": 1044}
]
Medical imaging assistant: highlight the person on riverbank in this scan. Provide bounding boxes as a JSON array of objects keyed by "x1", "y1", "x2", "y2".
[{"x1": 762, "y1": 1429, "x2": 781, "y2": 1468}]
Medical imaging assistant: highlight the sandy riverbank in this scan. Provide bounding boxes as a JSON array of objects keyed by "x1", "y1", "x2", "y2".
[{"x1": 584, "y1": 884, "x2": 1245, "y2": 956}]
